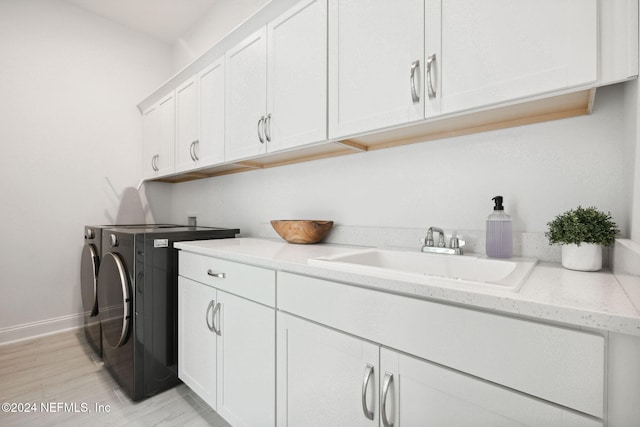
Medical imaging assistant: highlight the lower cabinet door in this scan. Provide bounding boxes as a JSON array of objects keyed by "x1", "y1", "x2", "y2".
[
  {"x1": 217, "y1": 290, "x2": 275, "y2": 427},
  {"x1": 277, "y1": 312, "x2": 379, "y2": 427},
  {"x1": 380, "y1": 348, "x2": 602, "y2": 427},
  {"x1": 178, "y1": 277, "x2": 217, "y2": 409}
]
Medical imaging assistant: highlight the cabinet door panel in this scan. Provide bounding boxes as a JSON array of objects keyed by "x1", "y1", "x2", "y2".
[
  {"x1": 328, "y1": 0, "x2": 424, "y2": 139},
  {"x1": 157, "y1": 92, "x2": 175, "y2": 175},
  {"x1": 441, "y1": 0, "x2": 597, "y2": 113},
  {"x1": 381, "y1": 349, "x2": 602, "y2": 427},
  {"x1": 225, "y1": 28, "x2": 268, "y2": 161},
  {"x1": 178, "y1": 277, "x2": 217, "y2": 409},
  {"x1": 142, "y1": 104, "x2": 160, "y2": 179},
  {"x1": 175, "y1": 77, "x2": 198, "y2": 172},
  {"x1": 267, "y1": 0, "x2": 327, "y2": 152},
  {"x1": 198, "y1": 59, "x2": 225, "y2": 166},
  {"x1": 277, "y1": 312, "x2": 378, "y2": 427},
  {"x1": 217, "y1": 291, "x2": 275, "y2": 427}
]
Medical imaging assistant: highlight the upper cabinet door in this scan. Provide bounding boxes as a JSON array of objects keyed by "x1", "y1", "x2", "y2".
[
  {"x1": 157, "y1": 91, "x2": 176, "y2": 177},
  {"x1": 175, "y1": 59, "x2": 226, "y2": 174},
  {"x1": 142, "y1": 91, "x2": 175, "y2": 179},
  {"x1": 142, "y1": 103, "x2": 160, "y2": 179},
  {"x1": 440, "y1": 0, "x2": 598, "y2": 114},
  {"x1": 267, "y1": 0, "x2": 328, "y2": 153},
  {"x1": 198, "y1": 59, "x2": 226, "y2": 167},
  {"x1": 175, "y1": 77, "x2": 199, "y2": 173},
  {"x1": 328, "y1": 0, "x2": 424, "y2": 140},
  {"x1": 225, "y1": 28, "x2": 268, "y2": 162}
]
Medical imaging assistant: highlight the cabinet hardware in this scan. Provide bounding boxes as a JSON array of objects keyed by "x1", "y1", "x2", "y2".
[
  {"x1": 207, "y1": 269, "x2": 226, "y2": 279},
  {"x1": 257, "y1": 116, "x2": 266, "y2": 144},
  {"x1": 151, "y1": 154, "x2": 159, "y2": 172},
  {"x1": 410, "y1": 60, "x2": 420, "y2": 103},
  {"x1": 426, "y1": 54, "x2": 437, "y2": 100},
  {"x1": 381, "y1": 372, "x2": 394, "y2": 427},
  {"x1": 361, "y1": 364, "x2": 375, "y2": 420},
  {"x1": 205, "y1": 300, "x2": 215, "y2": 332},
  {"x1": 264, "y1": 113, "x2": 272, "y2": 142},
  {"x1": 212, "y1": 302, "x2": 221, "y2": 336},
  {"x1": 189, "y1": 140, "x2": 200, "y2": 161}
]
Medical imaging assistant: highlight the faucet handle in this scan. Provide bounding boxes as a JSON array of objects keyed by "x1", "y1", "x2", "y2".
[{"x1": 449, "y1": 236, "x2": 465, "y2": 254}]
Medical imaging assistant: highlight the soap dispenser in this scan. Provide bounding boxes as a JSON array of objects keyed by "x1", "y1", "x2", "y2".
[{"x1": 486, "y1": 196, "x2": 513, "y2": 258}]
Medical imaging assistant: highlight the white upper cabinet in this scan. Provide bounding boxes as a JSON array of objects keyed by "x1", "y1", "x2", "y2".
[
  {"x1": 328, "y1": 0, "x2": 425, "y2": 140},
  {"x1": 175, "y1": 77, "x2": 199, "y2": 172},
  {"x1": 142, "y1": 103, "x2": 161, "y2": 180},
  {"x1": 198, "y1": 59, "x2": 226, "y2": 167},
  {"x1": 175, "y1": 59, "x2": 226, "y2": 173},
  {"x1": 438, "y1": 0, "x2": 598, "y2": 114},
  {"x1": 267, "y1": 0, "x2": 327, "y2": 152},
  {"x1": 225, "y1": 28, "x2": 269, "y2": 161},
  {"x1": 140, "y1": 0, "x2": 636, "y2": 181},
  {"x1": 142, "y1": 91, "x2": 175, "y2": 179},
  {"x1": 226, "y1": 0, "x2": 328, "y2": 161}
]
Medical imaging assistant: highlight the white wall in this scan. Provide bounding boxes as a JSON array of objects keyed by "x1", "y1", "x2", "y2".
[
  {"x1": 170, "y1": 84, "x2": 634, "y2": 243},
  {"x1": 0, "y1": 0, "x2": 173, "y2": 338},
  {"x1": 172, "y1": 0, "x2": 269, "y2": 72}
]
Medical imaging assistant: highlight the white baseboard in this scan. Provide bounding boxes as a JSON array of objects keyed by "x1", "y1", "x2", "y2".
[{"x1": 0, "y1": 313, "x2": 84, "y2": 346}]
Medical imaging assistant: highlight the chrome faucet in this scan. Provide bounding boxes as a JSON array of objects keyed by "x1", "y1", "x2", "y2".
[{"x1": 420, "y1": 227, "x2": 465, "y2": 255}]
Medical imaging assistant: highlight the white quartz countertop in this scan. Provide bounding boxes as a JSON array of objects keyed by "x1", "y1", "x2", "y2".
[{"x1": 175, "y1": 237, "x2": 640, "y2": 336}]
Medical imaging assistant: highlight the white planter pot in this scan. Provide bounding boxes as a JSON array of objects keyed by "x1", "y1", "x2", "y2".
[{"x1": 561, "y1": 243, "x2": 603, "y2": 271}]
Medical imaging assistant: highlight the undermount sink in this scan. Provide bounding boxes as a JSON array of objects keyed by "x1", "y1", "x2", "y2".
[{"x1": 308, "y1": 248, "x2": 537, "y2": 292}]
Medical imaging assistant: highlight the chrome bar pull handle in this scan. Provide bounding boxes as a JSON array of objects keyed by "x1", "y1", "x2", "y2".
[
  {"x1": 264, "y1": 113, "x2": 272, "y2": 142},
  {"x1": 207, "y1": 269, "x2": 226, "y2": 279},
  {"x1": 410, "y1": 60, "x2": 420, "y2": 103},
  {"x1": 361, "y1": 364, "x2": 375, "y2": 420},
  {"x1": 381, "y1": 372, "x2": 394, "y2": 427},
  {"x1": 189, "y1": 141, "x2": 196, "y2": 161},
  {"x1": 212, "y1": 302, "x2": 221, "y2": 336},
  {"x1": 205, "y1": 300, "x2": 215, "y2": 332},
  {"x1": 257, "y1": 116, "x2": 265, "y2": 144},
  {"x1": 193, "y1": 140, "x2": 199, "y2": 161},
  {"x1": 426, "y1": 53, "x2": 437, "y2": 100}
]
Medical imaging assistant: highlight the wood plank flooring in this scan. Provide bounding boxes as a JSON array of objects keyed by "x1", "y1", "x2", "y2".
[{"x1": 0, "y1": 329, "x2": 231, "y2": 426}]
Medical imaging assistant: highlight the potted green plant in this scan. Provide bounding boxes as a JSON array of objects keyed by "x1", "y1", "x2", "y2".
[{"x1": 545, "y1": 206, "x2": 619, "y2": 271}]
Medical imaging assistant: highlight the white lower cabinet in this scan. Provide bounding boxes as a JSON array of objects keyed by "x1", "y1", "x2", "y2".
[
  {"x1": 277, "y1": 312, "x2": 601, "y2": 427},
  {"x1": 216, "y1": 290, "x2": 275, "y2": 426},
  {"x1": 178, "y1": 253, "x2": 276, "y2": 427},
  {"x1": 178, "y1": 276, "x2": 218, "y2": 409},
  {"x1": 276, "y1": 312, "x2": 379, "y2": 427},
  {"x1": 277, "y1": 272, "x2": 604, "y2": 426},
  {"x1": 380, "y1": 348, "x2": 601, "y2": 427}
]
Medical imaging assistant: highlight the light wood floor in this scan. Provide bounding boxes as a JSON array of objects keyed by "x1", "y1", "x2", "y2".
[{"x1": 0, "y1": 329, "x2": 231, "y2": 426}]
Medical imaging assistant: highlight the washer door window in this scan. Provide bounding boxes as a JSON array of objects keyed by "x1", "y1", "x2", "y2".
[
  {"x1": 97, "y1": 252, "x2": 131, "y2": 348},
  {"x1": 80, "y1": 244, "x2": 99, "y2": 316}
]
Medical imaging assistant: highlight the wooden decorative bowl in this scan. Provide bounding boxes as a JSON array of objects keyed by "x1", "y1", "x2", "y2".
[{"x1": 271, "y1": 220, "x2": 334, "y2": 244}]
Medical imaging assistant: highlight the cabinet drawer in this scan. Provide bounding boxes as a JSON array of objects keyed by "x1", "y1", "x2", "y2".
[
  {"x1": 278, "y1": 272, "x2": 604, "y2": 418},
  {"x1": 179, "y1": 251, "x2": 275, "y2": 307}
]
